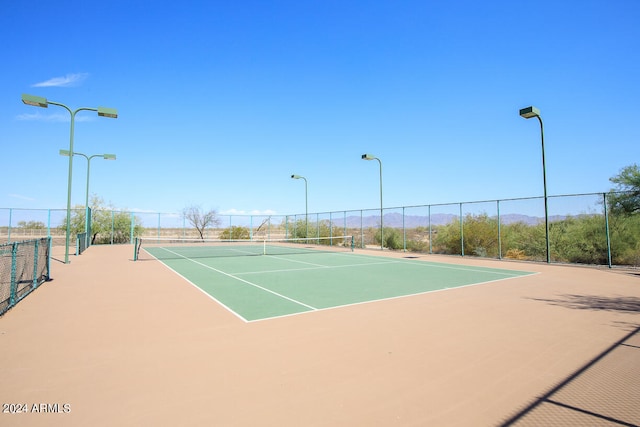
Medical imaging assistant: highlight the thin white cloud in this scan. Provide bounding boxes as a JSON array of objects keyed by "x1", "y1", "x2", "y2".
[
  {"x1": 221, "y1": 208, "x2": 278, "y2": 216},
  {"x1": 9, "y1": 193, "x2": 36, "y2": 201},
  {"x1": 252, "y1": 209, "x2": 277, "y2": 215},
  {"x1": 32, "y1": 73, "x2": 89, "y2": 88},
  {"x1": 16, "y1": 112, "x2": 94, "y2": 123}
]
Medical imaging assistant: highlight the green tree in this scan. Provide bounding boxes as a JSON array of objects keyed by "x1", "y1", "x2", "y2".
[
  {"x1": 608, "y1": 212, "x2": 640, "y2": 266},
  {"x1": 433, "y1": 213, "x2": 500, "y2": 257},
  {"x1": 608, "y1": 164, "x2": 640, "y2": 215},
  {"x1": 219, "y1": 226, "x2": 250, "y2": 240},
  {"x1": 374, "y1": 227, "x2": 404, "y2": 250},
  {"x1": 286, "y1": 218, "x2": 349, "y2": 245},
  {"x1": 462, "y1": 213, "x2": 499, "y2": 257},
  {"x1": 64, "y1": 196, "x2": 142, "y2": 244},
  {"x1": 17, "y1": 221, "x2": 46, "y2": 229},
  {"x1": 550, "y1": 215, "x2": 608, "y2": 264},
  {"x1": 287, "y1": 218, "x2": 314, "y2": 239},
  {"x1": 405, "y1": 226, "x2": 430, "y2": 252},
  {"x1": 93, "y1": 208, "x2": 141, "y2": 244},
  {"x1": 432, "y1": 220, "x2": 461, "y2": 255},
  {"x1": 501, "y1": 221, "x2": 547, "y2": 261}
]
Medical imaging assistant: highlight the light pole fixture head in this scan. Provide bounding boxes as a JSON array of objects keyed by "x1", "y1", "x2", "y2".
[
  {"x1": 59, "y1": 149, "x2": 71, "y2": 156},
  {"x1": 103, "y1": 154, "x2": 117, "y2": 160},
  {"x1": 22, "y1": 94, "x2": 48, "y2": 108},
  {"x1": 291, "y1": 174, "x2": 304, "y2": 179},
  {"x1": 97, "y1": 107, "x2": 118, "y2": 118},
  {"x1": 519, "y1": 106, "x2": 540, "y2": 119},
  {"x1": 361, "y1": 153, "x2": 376, "y2": 160}
]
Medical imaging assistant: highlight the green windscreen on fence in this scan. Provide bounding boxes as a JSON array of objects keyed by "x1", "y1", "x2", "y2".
[{"x1": 0, "y1": 237, "x2": 51, "y2": 316}]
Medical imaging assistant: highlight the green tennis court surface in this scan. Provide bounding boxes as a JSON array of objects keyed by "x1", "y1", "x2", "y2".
[{"x1": 142, "y1": 245, "x2": 535, "y2": 322}]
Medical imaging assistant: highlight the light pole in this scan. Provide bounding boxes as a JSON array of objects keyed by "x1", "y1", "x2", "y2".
[
  {"x1": 22, "y1": 94, "x2": 117, "y2": 264},
  {"x1": 362, "y1": 154, "x2": 383, "y2": 250},
  {"x1": 519, "y1": 106, "x2": 550, "y2": 263},
  {"x1": 60, "y1": 150, "x2": 116, "y2": 247},
  {"x1": 291, "y1": 174, "x2": 308, "y2": 238}
]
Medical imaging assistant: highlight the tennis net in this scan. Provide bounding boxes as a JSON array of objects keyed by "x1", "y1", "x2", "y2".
[{"x1": 134, "y1": 236, "x2": 354, "y2": 261}]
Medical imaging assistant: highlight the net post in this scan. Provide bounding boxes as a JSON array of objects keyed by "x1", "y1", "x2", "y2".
[
  {"x1": 263, "y1": 238, "x2": 267, "y2": 255},
  {"x1": 351, "y1": 235, "x2": 355, "y2": 252},
  {"x1": 133, "y1": 237, "x2": 139, "y2": 261},
  {"x1": 32, "y1": 239, "x2": 40, "y2": 289},
  {"x1": 9, "y1": 242, "x2": 18, "y2": 307}
]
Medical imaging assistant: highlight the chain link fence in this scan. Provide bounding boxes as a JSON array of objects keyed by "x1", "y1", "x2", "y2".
[
  {"x1": 2, "y1": 192, "x2": 638, "y2": 267},
  {"x1": 0, "y1": 237, "x2": 51, "y2": 316}
]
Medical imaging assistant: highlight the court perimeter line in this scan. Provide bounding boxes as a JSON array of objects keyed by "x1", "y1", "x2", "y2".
[
  {"x1": 267, "y1": 254, "x2": 329, "y2": 268},
  {"x1": 232, "y1": 257, "x2": 532, "y2": 278},
  {"x1": 247, "y1": 273, "x2": 539, "y2": 323},
  {"x1": 345, "y1": 252, "x2": 534, "y2": 277},
  {"x1": 158, "y1": 247, "x2": 318, "y2": 311},
  {"x1": 232, "y1": 259, "x2": 400, "y2": 275},
  {"x1": 142, "y1": 249, "x2": 249, "y2": 322}
]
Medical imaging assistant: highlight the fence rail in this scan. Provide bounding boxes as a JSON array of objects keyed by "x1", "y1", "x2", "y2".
[{"x1": 2, "y1": 192, "x2": 638, "y2": 267}]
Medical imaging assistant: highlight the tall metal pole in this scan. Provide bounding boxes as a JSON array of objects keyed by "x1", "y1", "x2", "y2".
[
  {"x1": 377, "y1": 157, "x2": 383, "y2": 250},
  {"x1": 362, "y1": 154, "x2": 383, "y2": 250},
  {"x1": 55, "y1": 105, "x2": 100, "y2": 263},
  {"x1": 58, "y1": 104, "x2": 78, "y2": 264},
  {"x1": 520, "y1": 106, "x2": 550, "y2": 263},
  {"x1": 81, "y1": 154, "x2": 102, "y2": 245},
  {"x1": 22, "y1": 94, "x2": 117, "y2": 264},
  {"x1": 59, "y1": 151, "x2": 115, "y2": 251},
  {"x1": 291, "y1": 175, "x2": 308, "y2": 237},
  {"x1": 537, "y1": 115, "x2": 551, "y2": 264},
  {"x1": 304, "y1": 178, "x2": 308, "y2": 238},
  {"x1": 84, "y1": 154, "x2": 92, "y2": 247}
]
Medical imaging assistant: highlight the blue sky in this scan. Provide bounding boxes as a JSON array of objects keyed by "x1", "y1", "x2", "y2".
[{"x1": 2, "y1": 0, "x2": 639, "y2": 218}]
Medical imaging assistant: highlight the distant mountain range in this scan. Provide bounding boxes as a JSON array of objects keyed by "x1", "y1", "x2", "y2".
[{"x1": 342, "y1": 212, "x2": 568, "y2": 228}]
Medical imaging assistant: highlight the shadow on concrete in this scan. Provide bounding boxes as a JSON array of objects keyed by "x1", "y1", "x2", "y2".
[
  {"x1": 499, "y1": 324, "x2": 640, "y2": 426},
  {"x1": 530, "y1": 294, "x2": 640, "y2": 314}
]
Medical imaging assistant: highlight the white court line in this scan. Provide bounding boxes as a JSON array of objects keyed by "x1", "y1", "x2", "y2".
[
  {"x1": 235, "y1": 253, "x2": 532, "y2": 278},
  {"x1": 344, "y1": 252, "x2": 534, "y2": 277},
  {"x1": 146, "y1": 247, "x2": 536, "y2": 323},
  {"x1": 156, "y1": 247, "x2": 318, "y2": 311},
  {"x1": 267, "y1": 254, "x2": 329, "y2": 268},
  {"x1": 233, "y1": 259, "x2": 399, "y2": 276},
  {"x1": 141, "y1": 249, "x2": 249, "y2": 322},
  {"x1": 248, "y1": 272, "x2": 540, "y2": 323}
]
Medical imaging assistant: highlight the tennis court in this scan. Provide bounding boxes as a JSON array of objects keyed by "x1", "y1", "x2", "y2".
[
  {"x1": 136, "y1": 237, "x2": 535, "y2": 321},
  {"x1": 2, "y1": 244, "x2": 639, "y2": 426}
]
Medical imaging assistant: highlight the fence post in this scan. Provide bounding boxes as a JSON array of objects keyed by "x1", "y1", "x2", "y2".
[
  {"x1": 8, "y1": 208, "x2": 12, "y2": 243},
  {"x1": 46, "y1": 237, "x2": 51, "y2": 280},
  {"x1": 603, "y1": 193, "x2": 612, "y2": 268},
  {"x1": 9, "y1": 242, "x2": 18, "y2": 308},
  {"x1": 111, "y1": 210, "x2": 115, "y2": 244},
  {"x1": 497, "y1": 200, "x2": 502, "y2": 260},
  {"x1": 428, "y1": 205, "x2": 432, "y2": 254},
  {"x1": 285, "y1": 216, "x2": 289, "y2": 239},
  {"x1": 360, "y1": 211, "x2": 364, "y2": 248},
  {"x1": 332, "y1": 212, "x2": 336, "y2": 242},
  {"x1": 460, "y1": 203, "x2": 464, "y2": 256},
  {"x1": 32, "y1": 239, "x2": 40, "y2": 289},
  {"x1": 403, "y1": 207, "x2": 407, "y2": 252},
  {"x1": 130, "y1": 212, "x2": 135, "y2": 244},
  {"x1": 344, "y1": 211, "x2": 347, "y2": 239}
]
